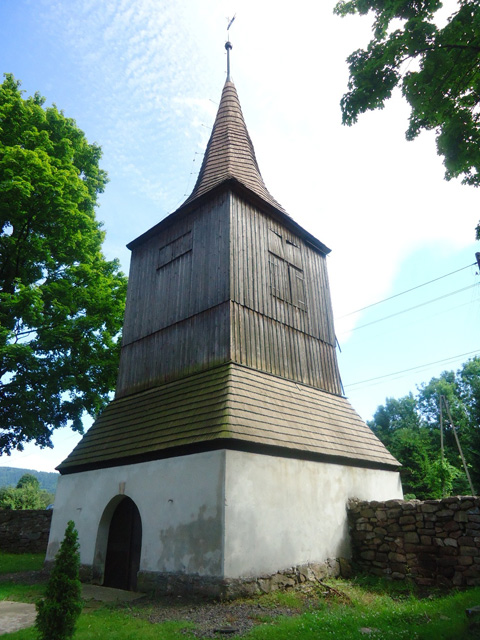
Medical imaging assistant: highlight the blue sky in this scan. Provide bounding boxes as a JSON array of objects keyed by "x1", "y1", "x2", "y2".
[{"x1": 1, "y1": 0, "x2": 479, "y2": 472}]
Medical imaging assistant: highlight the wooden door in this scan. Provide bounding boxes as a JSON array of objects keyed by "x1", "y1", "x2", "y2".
[{"x1": 103, "y1": 497, "x2": 142, "y2": 590}]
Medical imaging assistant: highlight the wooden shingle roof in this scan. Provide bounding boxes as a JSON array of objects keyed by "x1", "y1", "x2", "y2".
[
  {"x1": 181, "y1": 80, "x2": 286, "y2": 214},
  {"x1": 127, "y1": 79, "x2": 332, "y2": 254},
  {"x1": 58, "y1": 364, "x2": 399, "y2": 474}
]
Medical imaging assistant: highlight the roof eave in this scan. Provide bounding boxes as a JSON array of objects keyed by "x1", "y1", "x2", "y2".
[
  {"x1": 57, "y1": 438, "x2": 401, "y2": 475},
  {"x1": 127, "y1": 179, "x2": 331, "y2": 255}
]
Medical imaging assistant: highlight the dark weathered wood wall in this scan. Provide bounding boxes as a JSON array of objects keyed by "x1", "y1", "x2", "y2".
[
  {"x1": 229, "y1": 193, "x2": 342, "y2": 395},
  {"x1": 116, "y1": 188, "x2": 342, "y2": 398},
  {"x1": 116, "y1": 194, "x2": 231, "y2": 397},
  {"x1": 122, "y1": 193, "x2": 230, "y2": 345},
  {"x1": 230, "y1": 304, "x2": 341, "y2": 392},
  {"x1": 230, "y1": 195, "x2": 335, "y2": 344},
  {"x1": 116, "y1": 303, "x2": 231, "y2": 396}
]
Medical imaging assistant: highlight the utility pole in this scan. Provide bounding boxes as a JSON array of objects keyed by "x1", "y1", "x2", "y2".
[
  {"x1": 442, "y1": 395, "x2": 476, "y2": 496},
  {"x1": 439, "y1": 395, "x2": 445, "y2": 496}
]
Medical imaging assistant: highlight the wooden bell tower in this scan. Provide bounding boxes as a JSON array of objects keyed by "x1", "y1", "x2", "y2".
[{"x1": 49, "y1": 44, "x2": 402, "y2": 596}]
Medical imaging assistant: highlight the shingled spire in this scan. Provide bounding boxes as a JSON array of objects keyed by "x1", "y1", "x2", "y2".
[{"x1": 181, "y1": 78, "x2": 286, "y2": 214}]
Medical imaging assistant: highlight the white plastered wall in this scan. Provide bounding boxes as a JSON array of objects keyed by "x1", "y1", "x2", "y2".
[
  {"x1": 47, "y1": 448, "x2": 402, "y2": 582},
  {"x1": 47, "y1": 450, "x2": 226, "y2": 577},
  {"x1": 223, "y1": 450, "x2": 403, "y2": 578}
]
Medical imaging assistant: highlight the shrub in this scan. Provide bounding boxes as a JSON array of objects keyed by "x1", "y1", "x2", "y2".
[{"x1": 36, "y1": 520, "x2": 82, "y2": 640}]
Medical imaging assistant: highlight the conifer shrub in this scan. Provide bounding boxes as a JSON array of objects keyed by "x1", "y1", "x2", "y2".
[{"x1": 36, "y1": 520, "x2": 83, "y2": 640}]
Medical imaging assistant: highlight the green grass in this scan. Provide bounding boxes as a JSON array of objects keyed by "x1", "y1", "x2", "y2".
[
  {"x1": 242, "y1": 587, "x2": 480, "y2": 639},
  {"x1": 1, "y1": 565, "x2": 480, "y2": 639},
  {"x1": 0, "y1": 553, "x2": 45, "y2": 575},
  {"x1": 1, "y1": 610, "x2": 193, "y2": 640},
  {"x1": 0, "y1": 581, "x2": 46, "y2": 602},
  {"x1": 0, "y1": 552, "x2": 46, "y2": 603}
]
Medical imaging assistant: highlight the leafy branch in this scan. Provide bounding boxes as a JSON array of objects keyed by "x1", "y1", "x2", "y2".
[{"x1": 335, "y1": 0, "x2": 480, "y2": 234}]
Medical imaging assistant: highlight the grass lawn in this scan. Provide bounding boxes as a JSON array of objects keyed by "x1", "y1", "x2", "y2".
[
  {"x1": 241, "y1": 582, "x2": 480, "y2": 639},
  {"x1": 0, "y1": 581, "x2": 46, "y2": 603},
  {"x1": 0, "y1": 552, "x2": 46, "y2": 602},
  {"x1": 0, "y1": 553, "x2": 45, "y2": 575},
  {"x1": 1, "y1": 554, "x2": 480, "y2": 639},
  {"x1": 2, "y1": 614, "x2": 193, "y2": 640}
]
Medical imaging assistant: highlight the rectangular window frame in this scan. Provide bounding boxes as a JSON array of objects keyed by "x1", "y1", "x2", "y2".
[
  {"x1": 157, "y1": 230, "x2": 193, "y2": 270},
  {"x1": 268, "y1": 251, "x2": 307, "y2": 312}
]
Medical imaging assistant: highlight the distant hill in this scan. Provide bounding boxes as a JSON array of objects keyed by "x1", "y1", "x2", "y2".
[{"x1": 0, "y1": 467, "x2": 59, "y2": 494}]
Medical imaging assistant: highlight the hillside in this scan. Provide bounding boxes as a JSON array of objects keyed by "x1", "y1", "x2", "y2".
[{"x1": 0, "y1": 467, "x2": 58, "y2": 493}]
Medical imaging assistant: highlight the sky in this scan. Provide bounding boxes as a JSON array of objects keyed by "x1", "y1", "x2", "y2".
[{"x1": 1, "y1": 0, "x2": 479, "y2": 474}]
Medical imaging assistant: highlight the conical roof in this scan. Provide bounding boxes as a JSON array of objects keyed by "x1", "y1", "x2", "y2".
[{"x1": 181, "y1": 80, "x2": 286, "y2": 214}]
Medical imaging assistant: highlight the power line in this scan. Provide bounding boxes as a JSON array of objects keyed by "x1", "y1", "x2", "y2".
[
  {"x1": 344, "y1": 348, "x2": 480, "y2": 389},
  {"x1": 342, "y1": 282, "x2": 479, "y2": 334},
  {"x1": 337, "y1": 262, "x2": 476, "y2": 320},
  {"x1": 340, "y1": 297, "x2": 477, "y2": 346}
]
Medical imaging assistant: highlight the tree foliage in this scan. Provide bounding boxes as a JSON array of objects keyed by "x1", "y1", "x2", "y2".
[
  {"x1": 0, "y1": 473, "x2": 53, "y2": 509},
  {"x1": 36, "y1": 520, "x2": 82, "y2": 640},
  {"x1": 369, "y1": 357, "x2": 480, "y2": 498},
  {"x1": 334, "y1": 0, "x2": 480, "y2": 237},
  {"x1": 16, "y1": 472, "x2": 39, "y2": 489},
  {"x1": 0, "y1": 74, "x2": 127, "y2": 454}
]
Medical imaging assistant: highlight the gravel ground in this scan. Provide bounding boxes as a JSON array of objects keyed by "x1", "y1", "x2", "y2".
[
  {"x1": 142, "y1": 596, "x2": 304, "y2": 637},
  {"x1": 133, "y1": 584, "x2": 344, "y2": 638}
]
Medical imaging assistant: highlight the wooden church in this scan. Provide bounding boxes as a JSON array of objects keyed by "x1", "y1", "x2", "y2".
[{"x1": 47, "y1": 45, "x2": 402, "y2": 596}]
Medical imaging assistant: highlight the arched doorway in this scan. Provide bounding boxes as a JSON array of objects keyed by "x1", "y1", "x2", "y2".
[{"x1": 103, "y1": 496, "x2": 142, "y2": 591}]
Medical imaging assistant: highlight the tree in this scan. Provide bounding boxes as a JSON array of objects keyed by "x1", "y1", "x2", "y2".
[
  {"x1": 417, "y1": 368, "x2": 476, "y2": 493},
  {"x1": 16, "y1": 472, "x2": 40, "y2": 489},
  {"x1": 0, "y1": 472, "x2": 53, "y2": 509},
  {"x1": 0, "y1": 483, "x2": 51, "y2": 509},
  {"x1": 334, "y1": 0, "x2": 480, "y2": 238},
  {"x1": 368, "y1": 392, "x2": 421, "y2": 447},
  {"x1": 369, "y1": 357, "x2": 480, "y2": 498},
  {"x1": 368, "y1": 396, "x2": 437, "y2": 497},
  {"x1": 423, "y1": 456, "x2": 463, "y2": 498},
  {"x1": 457, "y1": 356, "x2": 480, "y2": 468},
  {"x1": 36, "y1": 520, "x2": 82, "y2": 640},
  {"x1": 0, "y1": 74, "x2": 127, "y2": 455}
]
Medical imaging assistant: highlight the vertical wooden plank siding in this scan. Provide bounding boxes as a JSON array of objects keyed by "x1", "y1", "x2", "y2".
[
  {"x1": 116, "y1": 302, "x2": 231, "y2": 397},
  {"x1": 117, "y1": 195, "x2": 231, "y2": 397},
  {"x1": 229, "y1": 303, "x2": 342, "y2": 395},
  {"x1": 122, "y1": 194, "x2": 230, "y2": 346},
  {"x1": 229, "y1": 193, "x2": 343, "y2": 395},
  {"x1": 116, "y1": 186, "x2": 342, "y2": 399}
]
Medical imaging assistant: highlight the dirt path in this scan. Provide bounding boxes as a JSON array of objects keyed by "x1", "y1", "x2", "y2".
[{"x1": 0, "y1": 601, "x2": 36, "y2": 635}]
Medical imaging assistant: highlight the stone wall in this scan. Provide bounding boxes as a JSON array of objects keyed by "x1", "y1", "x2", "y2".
[
  {"x1": 0, "y1": 509, "x2": 52, "y2": 554},
  {"x1": 137, "y1": 558, "x2": 343, "y2": 599},
  {"x1": 348, "y1": 497, "x2": 480, "y2": 587}
]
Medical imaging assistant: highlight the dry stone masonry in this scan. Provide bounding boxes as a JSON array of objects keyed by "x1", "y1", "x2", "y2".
[
  {"x1": 0, "y1": 510, "x2": 52, "y2": 554},
  {"x1": 137, "y1": 559, "x2": 343, "y2": 599},
  {"x1": 348, "y1": 497, "x2": 480, "y2": 587}
]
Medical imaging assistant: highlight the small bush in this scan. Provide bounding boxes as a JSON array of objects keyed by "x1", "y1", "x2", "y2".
[{"x1": 35, "y1": 520, "x2": 82, "y2": 640}]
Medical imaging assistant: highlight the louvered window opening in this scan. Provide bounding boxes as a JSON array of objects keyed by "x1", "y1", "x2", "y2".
[
  {"x1": 157, "y1": 230, "x2": 193, "y2": 269},
  {"x1": 269, "y1": 255, "x2": 307, "y2": 310},
  {"x1": 268, "y1": 228, "x2": 307, "y2": 311}
]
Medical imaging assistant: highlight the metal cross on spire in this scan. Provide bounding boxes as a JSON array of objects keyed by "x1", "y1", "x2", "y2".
[{"x1": 225, "y1": 14, "x2": 236, "y2": 81}]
